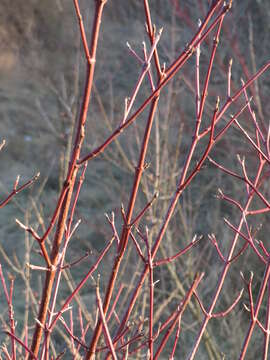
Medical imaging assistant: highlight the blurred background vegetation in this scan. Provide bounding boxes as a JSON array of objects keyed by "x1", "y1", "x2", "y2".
[{"x1": 0, "y1": 0, "x2": 270, "y2": 358}]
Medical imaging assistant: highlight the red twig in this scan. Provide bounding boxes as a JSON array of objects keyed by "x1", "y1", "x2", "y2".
[
  {"x1": 95, "y1": 277, "x2": 118, "y2": 360},
  {"x1": 58, "y1": 317, "x2": 88, "y2": 350},
  {"x1": 129, "y1": 192, "x2": 158, "y2": 228},
  {"x1": 86, "y1": 26, "x2": 164, "y2": 354},
  {"x1": 239, "y1": 260, "x2": 270, "y2": 358},
  {"x1": 169, "y1": 318, "x2": 181, "y2": 360},
  {"x1": 107, "y1": 284, "x2": 124, "y2": 323},
  {"x1": 48, "y1": 235, "x2": 115, "y2": 332},
  {"x1": 60, "y1": 251, "x2": 90, "y2": 270},
  {"x1": 209, "y1": 158, "x2": 270, "y2": 210},
  {"x1": 0, "y1": 173, "x2": 39, "y2": 209},
  {"x1": 129, "y1": 231, "x2": 146, "y2": 263},
  {"x1": 224, "y1": 218, "x2": 267, "y2": 264},
  {"x1": 15, "y1": 219, "x2": 51, "y2": 267},
  {"x1": 153, "y1": 273, "x2": 204, "y2": 359},
  {"x1": 0, "y1": 265, "x2": 16, "y2": 360},
  {"x1": 4, "y1": 331, "x2": 37, "y2": 360},
  {"x1": 143, "y1": 0, "x2": 162, "y2": 77},
  {"x1": 78, "y1": 1, "x2": 227, "y2": 165},
  {"x1": 194, "y1": 287, "x2": 243, "y2": 318},
  {"x1": 143, "y1": 228, "x2": 154, "y2": 359},
  {"x1": 110, "y1": 6, "x2": 233, "y2": 344},
  {"x1": 30, "y1": 1, "x2": 107, "y2": 357},
  {"x1": 198, "y1": 61, "x2": 270, "y2": 142},
  {"x1": 188, "y1": 159, "x2": 266, "y2": 359},
  {"x1": 153, "y1": 235, "x2": 201, "y2": 267}
]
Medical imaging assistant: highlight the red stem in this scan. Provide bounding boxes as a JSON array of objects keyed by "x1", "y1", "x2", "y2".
[
  {"x1": 239, "y1": 259, "x2": 270, "y2": 359},
  {"x1": 78, "y1": 0, "x2": 226, "y2": 165},
  {"x1": 85, "y1": 79, "x2": 162, "y2": 359},
  {"x1": 48, "y1": 235, "x2": 115, "y2": 332},
  {"x1": 263, "y1": 279, "x2": 270, "y2": 360},
  {"x1": 96, "y1": 281, "x2": 118, "y2": 360},
  {"x1": 188, "y1": 159, "x2": 266, "y2": 360},
  {"x1": 0, "y1": 173, "x2": 39, "y2": 209},
  {"x1": 30, "y1": 1, "x2": 107, "y2": 357},
  {"x1": 110, "y1": 13, "x2": 228, "y2": 342},
  {"x1": 153, "y1": 273, "x2": 204, "y2": 359}
]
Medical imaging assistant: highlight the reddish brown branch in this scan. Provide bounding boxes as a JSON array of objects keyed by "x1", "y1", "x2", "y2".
[
  {"x1": 48, "y1": 235, "x2": 115, "y2": 332},
  {"x1": 78, "y1": 0, "x2": 227, "y2": 165},
  {"x1": 0, "y1": 173, "x2": 39, "y2": 209},
  {"x1": 194, "y1": 288, "x2": 243, "y2": 318},
  {"x1": 86, "y1": 72, "x2": 163, "y2": 358},
  {"x1": 154, "y1": 273, "x2": 204, "y2": 359},
  {"x1": 5, "y1": 331, "x2": 37, "y2": 360},
  {"x1": 153, "y1": 235, "x2": 201, "y2": 266},
  {"x1": 95, "y1": 278, "x2": 117, "y2": 360},
  {"x1": 30, "y1": 1, "x2": 107, "y2": 357}
]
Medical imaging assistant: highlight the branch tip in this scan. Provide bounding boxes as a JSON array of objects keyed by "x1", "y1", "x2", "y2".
[
  {"x1": 144, "y1": 22, "x2": 149, "y2": 34},
  {"x1": 243, "y1": 303, "x2": 250, "y2": 313},
  {"x1": 0, "y1": 139, "x2": 5, "y2": 151},
  {"x1": 158, "y1": 27, "x2": 163, "y2": 36},
  {"x1": 215, "y1": 96, "x2": 220, "y2": 111},
  {"x1": 15, "y1": 218, "x2": 27, "y2": 230}
]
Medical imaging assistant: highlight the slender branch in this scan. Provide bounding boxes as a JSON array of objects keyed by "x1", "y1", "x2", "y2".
[
  {"x1": 95, "y1": 277, "x2": 118, "y2": 360},
  {"x1": 153, "y1": 235, "x2": 201, "y2": 266},
  {"x1": 86, "y1": 65, "x2": 163, "y2": 358},
  {"x1": 0, "y1": 173, "x2": 39, "y2": 209},
  {"x1": 78, "y1": 0, "x2": 227, "y2": 164},
  {"x1": 30, "y1": 1, "x2": 107, "y2": 357},
  {"x1": 188, "y1": 158, "x2": 265, "y2": 360},
  {"x1": 49, "y1": 235, "x2": 115, "y2": 332},
  {"x1": 153, "y1": 273, "x2": 204, "y2": 359},
  {"x1": 5, "y1": 331, "x2": 38, "y2": 360}
]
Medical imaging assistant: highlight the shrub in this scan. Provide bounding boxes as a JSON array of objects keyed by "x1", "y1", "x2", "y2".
[{"x1": 1, "y1": 1, "x2": 270, "y2": 359}]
